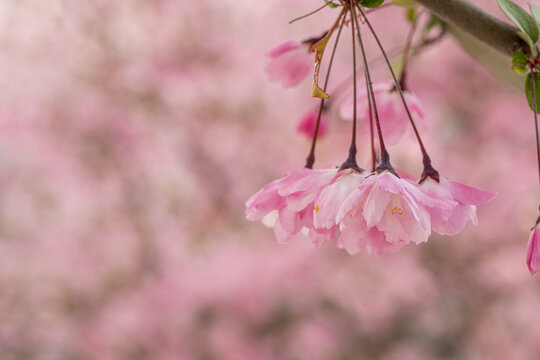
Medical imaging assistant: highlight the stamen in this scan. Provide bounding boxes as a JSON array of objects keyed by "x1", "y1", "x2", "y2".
[{"x1": 387, "y1": 195, "x2": 405, "y2": 216}]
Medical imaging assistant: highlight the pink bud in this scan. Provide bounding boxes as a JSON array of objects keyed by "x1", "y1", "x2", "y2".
[
  {"x1": 296, "y1": 109, "x2": 328, "y2": 139},
  {"x1": 527, "y1": 225, "x2": 540, "y2": 275}
]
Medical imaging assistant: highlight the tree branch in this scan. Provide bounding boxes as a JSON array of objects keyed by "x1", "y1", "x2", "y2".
[{"x1": 415, "y1": 0, "x2": 530, "y2": 56}]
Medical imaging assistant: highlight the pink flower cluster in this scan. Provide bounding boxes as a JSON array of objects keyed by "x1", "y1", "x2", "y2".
[{"x1": 246, "y1": 168, "x2": 497, "y2": 255}]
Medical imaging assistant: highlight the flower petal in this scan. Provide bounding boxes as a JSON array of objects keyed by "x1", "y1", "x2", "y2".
[
  {"x1": 314, "y1": 171, "x2": 364, "y2": 229},
  {"x1": 448, "y1": 180, "x2": 498, "y2": 206},
  {"x1": 363, "y1": 183, "x2": 392, "y2": 227}
]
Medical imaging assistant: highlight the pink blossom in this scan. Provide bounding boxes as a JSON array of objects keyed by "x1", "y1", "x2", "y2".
[
  {"x1": 339, "y1": 80, "x2": 425, "y2": 145},
  {"x1": 420, "y1": 177, "x2": 497, "y2": 236},
  {"x1": 245, "y1": 179, "x2": 285, "y2": 223},
  {"x1": 245, "y1": 167, "x2": 338, "y2": 244},
  {"x1": 526, "y1": 225, "x2": 540, "y2": 275},
  {"x1": 296, "y1": 109, "x2": 328, "y2": 139},
  {"x1": 313, "y1": 168, "x2": 367, "y2": 230},
  {"x1": 335, "y1": 171, "x2": 456, "y2": 255},
  {"x1": 265, "y1": 40, "x2": 312, "y2": 88}
]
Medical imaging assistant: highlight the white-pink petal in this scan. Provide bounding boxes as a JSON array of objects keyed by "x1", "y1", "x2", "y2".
[
  {"x1": 245, "y1": 180, "x2": 285, "y2": 221},
  {"x1": 314, "y1": 170, "x2": 365, "y2": 229},
  {"x1": 448, "y1": 180, "x2": 498, "y2": 206},
  {"x1": 363, "y1": 183, "x2": 392, "y2": 227}
]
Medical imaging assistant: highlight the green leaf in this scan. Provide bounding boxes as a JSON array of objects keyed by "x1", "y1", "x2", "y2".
[
  {"x1": 518, "y1": 30, "x2": 536, "y2": 48},
  {"x1": 530, "y1": 3, "x2": 540, "y2": 23},
  {"x1": 425, "y1": 15, "x2": 442, "y2": 31},
  {"x1": 497, "y1": 0, "x2": 539, "y2": 44},
  {"x1": 512, "y1": 51, "x2": 528, "y2": 64},
  {"x1": 525, "y1": 73, "x2": 540, "y2": 113},
  {"x1": 406, "y1": 8, "x2": 416, "y2": 23},
  {"x1": 512, "y1": 64, "x2": 527, "y2": 74},
  {"x1": 512, "y1": 51, "x2": 528, "y2": 65},
  {"x1": 324, "y1": 0, "x2": 339, "y2": 8},
  {"x1": 359, "y1": 0, "x2": 384, "y2": 8},
  {"x1": 392, "y1": 0, "x2": 416, "y2": 8}
]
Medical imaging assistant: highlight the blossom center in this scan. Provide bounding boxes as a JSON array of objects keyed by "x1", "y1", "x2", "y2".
[{"x1": 386, "y1": 195, "x2": 404, "y2": 216}]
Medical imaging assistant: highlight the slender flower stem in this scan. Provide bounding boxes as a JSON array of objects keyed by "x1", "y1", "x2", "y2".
[
  {"x1": 339, "y1": 3, "x2": 362, "y2": 171},
  {"x1": 348, "y1": 7, "x2": 357, "y2": 155},
  {"x1": 399, "y1": 11, "x2": 424, "y2": 89},
  {"x1": 350, "y1": 3, "x2": 395, "y2": 175},
  {"x1": 530, "y1": 71, "x2": 540, "y2": 226},
  {"x1": 356, "y1": 4, "x2": 438, "y2": 182},
  {"x1": 323, "y1": 46, "x2": 402, "y2": 106},
  {"x1": 328, "y1": 32, "x2": 444, "y2": 105},
  {"x1": 366, "y1": 67, "x2": 376, "y2": 172},
  {"x1": 305, "y1": 10, "x2": 347, "y2": 169},
  {"x1": 531, "y1": 72, "x2": 540, "y2": 197}
]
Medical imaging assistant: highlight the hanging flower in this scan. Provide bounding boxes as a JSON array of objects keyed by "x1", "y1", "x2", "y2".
[
  {"x1": 339, "y1": 80, "x2": 425, "y2": 145},
  {"x1": 245, "y1": 167, "x2": 338, "y2": 244},
  {"x1": 527, "y1": 223, "x2": 540, "y2": 275},
  {"x1": 420, "y1": 177, "x2": 497, "y2": 236},
  {"x1": 265, "y1": 40, "x2": 313, "y2": 88},
  {"x1": 296, "y1": 109, "x2": 329, "y2": 139},
  {"x1": 334, "y1": 171, "x2": 456, "y2": 255},
  {"x1": 313, "y1": 168, "x2": 367, "y2": 230}
]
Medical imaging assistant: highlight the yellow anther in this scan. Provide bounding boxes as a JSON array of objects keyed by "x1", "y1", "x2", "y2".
[{"x1": 315, "y1": 204, "x2": 320, "y2": 214}]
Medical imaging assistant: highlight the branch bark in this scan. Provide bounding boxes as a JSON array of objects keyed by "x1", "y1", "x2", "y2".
[{"x1": 414, "y1": 0, "x2": 530, "y2": 56}]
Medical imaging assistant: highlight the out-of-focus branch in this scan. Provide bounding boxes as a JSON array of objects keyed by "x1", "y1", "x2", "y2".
[{"x1": 414, "y1": 0, "x2": 530, "y2": 56}]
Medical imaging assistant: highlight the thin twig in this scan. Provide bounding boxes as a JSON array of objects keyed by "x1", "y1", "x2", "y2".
[{"x1": 289, "y1": 2, "x2": 332, "y2": 24}]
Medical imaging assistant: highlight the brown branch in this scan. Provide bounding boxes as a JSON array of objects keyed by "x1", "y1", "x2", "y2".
[{"x1": 414, "y1": 0, "x2": 530, "y2": 56}]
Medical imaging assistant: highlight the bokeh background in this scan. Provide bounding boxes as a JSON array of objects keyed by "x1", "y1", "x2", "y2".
[{"x1": 1, "y1": 0, "x2": 539, "y2": 359}]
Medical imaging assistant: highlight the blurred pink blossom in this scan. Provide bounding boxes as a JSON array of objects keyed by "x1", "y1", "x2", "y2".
[
  {"x1": 2, "y1": 0, "x2": 539, "y2": 357},
  {"x1": 340, "y1": 80, "x2": 425, "y2": 145},
  {"x1": 296, "y1": 109, "x2": 328, "y2": 139},
  {"x1": 265, "y1": 40, "x2": 312, "y2": 88}
]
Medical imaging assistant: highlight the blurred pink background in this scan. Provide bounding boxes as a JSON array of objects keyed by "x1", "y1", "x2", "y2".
[{"x1": 1, "y1": 0, "x2": 539, "y2": 359}]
